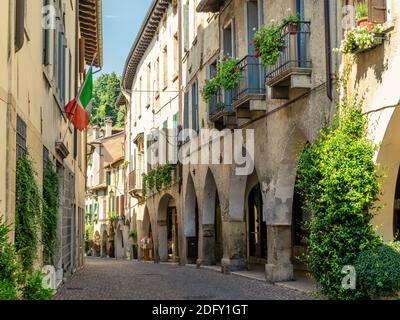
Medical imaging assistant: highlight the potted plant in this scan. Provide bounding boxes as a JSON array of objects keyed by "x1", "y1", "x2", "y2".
[
  {"x1": 201, "y1": 78, "x2": 218, "y2": 103},
  {"x1": 201, "y1": 57, "x2": 241, "y2": 103},
  {"x1": 334, "y1": 25, "x2": 384, "y2": 54},
  {"x1": 216, "y1": 57, "x2": 241, "y2": 91},
  {"x1": 282, "y1": 13, "x2": 300, "y2": 34},
  {"x1": 254, "y1": 23, "x2": 284, "y2": 66},
  {"x1": 356, "y1": 1, "x2": 374, "y2": 31}
]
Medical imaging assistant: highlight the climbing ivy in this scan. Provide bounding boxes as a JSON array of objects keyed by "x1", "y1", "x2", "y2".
[
  {"x1": 142, "y1": 164, "x2": 175, "y2": 198},
  {"x1": 15, "y1": 154, "x2": 42, "y2": 272},
  {"x1": 42, "y1": 162, "x2": 59, "y2": 266}
]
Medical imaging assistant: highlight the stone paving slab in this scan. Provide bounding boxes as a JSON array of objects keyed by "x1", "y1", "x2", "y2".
[{"x1": 54, "y1": 257, "x2": 313, "y2": 300}]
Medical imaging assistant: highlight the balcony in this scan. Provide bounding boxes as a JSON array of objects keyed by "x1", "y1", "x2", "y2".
[
  {"x1": 208, "y1": 89, "x2": 237, "y2": 129},
  {"x1": 266, "y1": 21, "x2": 312, "y2": 99},
  {"x1": 232, "y1": 55, "x2": 266, "y2": 110},
  {"x1": 128, "y1": 170, "x2": 144, "y2": 200},
  {"x1": 196, "y1": 0, "x2": 224, "y2": 13}
]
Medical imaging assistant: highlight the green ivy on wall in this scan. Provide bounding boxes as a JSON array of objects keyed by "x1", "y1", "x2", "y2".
[
  {"x1": 15, "y1": 154, "x2": 42, "y2": 272},
  {"x1": 142, "y1": 164, "x2": 175, "y2": 198},
  {"x1": 42, "y1": 162, "x2": 59, "y2": 266}
]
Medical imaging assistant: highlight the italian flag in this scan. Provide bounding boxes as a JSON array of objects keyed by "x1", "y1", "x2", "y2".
[{"x1": 65, "y1": 67, "x2": 93, "y2": 131}]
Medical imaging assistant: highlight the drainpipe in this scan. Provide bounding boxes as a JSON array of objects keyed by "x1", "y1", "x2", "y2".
[
  {"x1": 178, "y1": 0, "x2": 183, "y2": 193},
  {"x1": 324, "y1": 0, "x2": 333, "y2": 101}
]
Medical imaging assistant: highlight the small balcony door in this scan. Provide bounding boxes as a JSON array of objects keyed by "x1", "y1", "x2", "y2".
[
  {"x1": 246, "y1": 1, "x2": 263, "y2": 94},
  {"x1": 296, "y1": 0, "x2": 307, "y2": 67},
  {"x1": 223, "y1": 21, "x2": 235, "y2": 106}
]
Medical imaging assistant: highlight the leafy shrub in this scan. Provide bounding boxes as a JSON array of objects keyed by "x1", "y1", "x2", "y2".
[
  {"x1": 0, "y1": 280, "x2": 18, "y2": 300},
  {"x1": 42, "y1": 162, "x2": 59, "y2": 265},
  {"x1": 15, "y1": 154, "x2": 42, "y2": 272},
  {"x1": 0, "y1": 220, "x2": 23, "y2": 300},
  {"x1": 296, "y1": 103, "x2": 381, "y2": 300},
  {"x1": 355, "y1": 242, "x2": 400, "y2": 299},
  {"x1": 21, "y1": 272, "x2": 53, "y2": 301}
]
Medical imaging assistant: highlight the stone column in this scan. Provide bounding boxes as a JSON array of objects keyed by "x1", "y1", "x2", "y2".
[
  {"x1": 158, "y1": 220, "x2": 168, "y2": 262},
  {"x1": 265, "y1": 225, "x2": 293, "y2": 282},
  {"x1": 137, "y1": 220, "x2": 144, "y2": 261},
  {"x1": 201, "y1": 224, "x2": 215, "y2": 265},
  {"x1": 221, "y1": 221, "x2": 247, "y2": 273}
]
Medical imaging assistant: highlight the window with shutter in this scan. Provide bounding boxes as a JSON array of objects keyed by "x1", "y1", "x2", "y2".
[
  {"x1": 43, "y1": 0, "x2": 50, "y2": 64},
  {"x1": 15, "y1": 0, "x2": 25, "y2": 52},
  {"x1": 106, "y1": 171, "x2": 111, "y2": 186},
  {"x1": 16, "y1": 116, "x2": 27, "y2": 161},
  {"x1": 184, "y1": 92, "x2": 189, "y2": 129},
  {"x1": 191, "y1": 82, "x2": 199, "y2": 132},
  {"x1": 368, "y1": 0, "x2": 387, "y2": 24},
  {"x1": 183, "y1": 1, "x2": 190, "y2": 52}
]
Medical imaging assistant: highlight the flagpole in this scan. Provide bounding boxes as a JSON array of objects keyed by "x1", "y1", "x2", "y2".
[{"x1": 62, "y1": 53, "x2": 97, "y2": 142}]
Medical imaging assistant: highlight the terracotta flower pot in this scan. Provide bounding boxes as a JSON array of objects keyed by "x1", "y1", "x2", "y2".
[
  {"x1": 357, "y1": 18, "x2": 375, "y2": 31},
  {"x1": 289, "y1": 23, "x2": 298, "y2": 34}
]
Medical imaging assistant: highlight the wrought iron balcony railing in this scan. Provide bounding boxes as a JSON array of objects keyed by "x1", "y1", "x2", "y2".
[
  {"x1": 266, "y1": 21, "x2": 312, "y2": 85},
  {"x1": 208, "y1": 89, "x2": 234, "y2": 120},
  {"x1": 232, "y1": 55, "x2": 266, "y2": 105}
]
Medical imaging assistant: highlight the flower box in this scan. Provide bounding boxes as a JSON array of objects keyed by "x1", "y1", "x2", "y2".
[{"x1": 353, "y1": 32, "x2": 385, "y2": 54}]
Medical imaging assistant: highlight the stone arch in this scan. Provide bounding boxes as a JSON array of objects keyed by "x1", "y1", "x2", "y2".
[
  {"x1": 272, "y1": 127, "x2": 308, "y2": 226},
  {"x1": 184, "y1": 173, "x2": 199, "y2": 264},
  {"x1": 244, "y1": 170, "x2": 267, "y2": 263},
  {"x1": 201, "y1": 169, "x2": 223, "y2": 265},
  {"x1": 374, "y1": 106, "x2": 400, "y2": 241},
  {"x1": 157, "y1": 193, "x2": 179, "y2": 262},
  {"x1": 265, "y1": 127, "x2": 308, "y2": 282}
]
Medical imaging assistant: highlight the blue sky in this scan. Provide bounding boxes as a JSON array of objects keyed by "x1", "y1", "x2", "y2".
[{"x1": 98, "y1": 0, "x2": 152, "y2": 78}]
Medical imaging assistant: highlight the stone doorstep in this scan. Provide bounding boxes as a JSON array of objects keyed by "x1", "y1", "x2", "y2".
[
  {"x1": 231, "y1": 270, "x2": 267, "y2": 283},
  {"x1": 183, "y1": 263, "x2": 316, "y2": 295},
  {"x1": 160, "y1": 262, "x2": 179, "y2": 266},
  {"x1": 274, "y1": 280, "x2": 318, "y2": 295},
  {"x1": 200, "y1": 265, "x2": 222, "y2": 273}
]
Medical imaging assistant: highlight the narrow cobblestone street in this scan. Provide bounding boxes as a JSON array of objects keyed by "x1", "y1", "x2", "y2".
[{"x1": 54, "y1": 258, "x2": 312, "y2": 300}]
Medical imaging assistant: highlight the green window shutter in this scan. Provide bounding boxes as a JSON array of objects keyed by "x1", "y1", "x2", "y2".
[
  {"x1": 163, "y1": 119, "x2": 168, "y2": 129},
  {"x1": 15, "y1": 0, "x2": 25, "y2": 52},
  {"x1": 173, "y1": 113, "x2": 178, "y2": 129},
  {"x1": 106, "y1": 172, "x2": 111, "y2": 186}
]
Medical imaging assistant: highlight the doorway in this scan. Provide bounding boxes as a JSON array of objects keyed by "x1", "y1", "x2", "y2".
[
  {"x1": 215, "y1": 193, "x2": 223, "y2": 264},
  {"x1": 247, "y1": 183, "x2": 267, "y2": 261}
]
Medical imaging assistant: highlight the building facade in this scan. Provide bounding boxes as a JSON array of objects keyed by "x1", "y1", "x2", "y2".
[
  {"x1": 86, "y1": 121, "x2": 130, "y2": 259},
  {"x1": 122, "y1": 0, "x2": 398, "y2": 283},
  {"x1": 0, "y1": 0, "x2": 102, "y2": 283}
]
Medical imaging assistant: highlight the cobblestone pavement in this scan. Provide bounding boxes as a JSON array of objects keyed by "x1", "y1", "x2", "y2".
[{"x1": 54, "y1": 257, "x2": 312, "y2": 300}]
